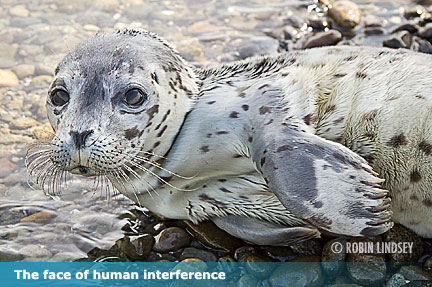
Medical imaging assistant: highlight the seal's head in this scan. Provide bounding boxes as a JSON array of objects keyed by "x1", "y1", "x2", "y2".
[{"x1": 27, "y1": 30, "x2": 198, "y2": 193}]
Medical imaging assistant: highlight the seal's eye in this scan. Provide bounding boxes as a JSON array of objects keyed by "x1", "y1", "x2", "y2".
[
  {"x1": 51, "y1": 90, "x2": 70, "y2": 106},
  {"x1": 124, "y1": 88, "x2": 147, "y2": 107}
]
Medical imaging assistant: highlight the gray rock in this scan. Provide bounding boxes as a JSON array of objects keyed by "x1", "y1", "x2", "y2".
[
  {"x1": 403, "y1": 5, "x2": 427, "y2": 19},
  {"x1": 238, "y1": 274, "x2": 258, "y2": 287},
  {"x1": 12, "y1": 64, "x2": 35, "y2": 78},
  {"x1": 363, "y1": 14, "x2": 384, "y2": 28},
  {"x1": 153, "y1": 227, "x2": 190, "y2": 253},
  {"x1": 180, "y1": 247, "x2": 217, "y2": 262},
  {"x1": 392, "y1": 23, "x2": 419, "y2": 34},
  {"x1": 234, "y1": 246, "x2": 256, "y2": 262},
  {"x1": 386, "y1": 273, "x2": 406, "y2": 287},
  {"x1": 0, "y1": 43, "x2": 17, "y2": 68},
  {"x1": 0, "y1": 248, "x2": 24, "y2": 262},
  {"x1": 269, "y1": 262, "x2": 325, "y2": 287},
  {"x1": 384, "y1": 224, "x2": 423, "y2": 264},
  {"x1": 118, "y1": 234, "x2": 154, "y2": 260},
  {"x1": 321, "y1": 238, "x2": 347, "y2": 276},
  {"x1": 399, "y1": 265, "x2": 432, "y2": 281},
  {"x1": 364, "y1": 27, "x2": 385, "y2": 36},
  {"x1": 383, "y1": 31, "x2": 412, "y2": 49},
  {"x1": 236, "y1": 36, "x2": 279, "y2": 59},
  {"x1": 303, "y1": 30, "x2": 342, "y2": 49},
  {"x1": 420, "y1": 23, "x2": 432, "y2": 39}
]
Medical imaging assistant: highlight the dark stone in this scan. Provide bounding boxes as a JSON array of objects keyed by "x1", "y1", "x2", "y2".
[
  {"x1": 184, "y1": 220, "x2": 244, "y2": 253},
  {"x1": 234, "y1": 246, "x2": 257, "y2": 262},
  {"x1": 403, "y1": 5, "x2": 427, "y2": 19},
  {"x1": 383, "y1": 31, "x2": 412, "y2": 49},
  {"x1": 399, "y1": 265, "x2": 432, "y2": 281},
  {"x1": 0, "y1": 248, "x2": 24, "y2": 262},
  {"x1": 386, "y1": 273, "x2": 406, "y2": 287},
  {"x1": 180, "y1": 247, "x2": 217, "y2": 262},
  {"x1": 321, "y1": 238, "x2": 347, "y2": 276},
  {"x1": 391, "y1": 23, "x2": 419, "y2": 34},
  {"x1": 120, "y1": 234, "x2": 154, "y2": 260},
  {"x1": 424, "y1": 256, "x2": 432, "y2": 275},
  {"x1": 419, "y1": 23, "x2": 432, "y2": 39},
  {"x1": 153, "y1": 227, "x2": 190, "y2": 253},
  {"x1": 364, "y1": 27, "x2": 385, "y2": 36},
  {"x1": 290, "y1": 239, "x2": 322, "y2": 256},
  {"x1": 384, "y1": 224, "x2": 423, "y2": 264},
  {"x1": 303, "y1": 30, "x2": 342, "y2": 49},
  {"x1": 269, "y1": 262, "x2": 325, "y2": 287}
]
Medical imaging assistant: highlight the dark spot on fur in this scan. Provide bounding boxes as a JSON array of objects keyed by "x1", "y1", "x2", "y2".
[
  {"x1": 229, "y1": 111, "x2": 239, "y2": 118},
  {"x1": 248, "y1": 137, "x2": 253, "y2": 143},
  {"x1": 276, "y1": 145, "x2": 293, "y2": 152},
  {"x1": 220, "y1": 187, "x2": 232, "y2": 193},
  {"x1": 233, "y1": 154, "x2": 243, "y2": 158},
  {"x1": 200, "y1": 145, "x2": 210, "y2": 152},
  {"x1": 260, "y1": 157, "x2": 266, "y2": 166},
  {"x1": 313, "y1": 201, "x2": 323, "y2": 208},
  {"x1": 325, "y1": 105, "x2": 336, "y2": 113},
  {"x1": 153, "y1": 141, "x2": 161, "y2": 148},
  {"x1": 258, "y1": 84, "x2": 269, "y2": 90},
  {"x1": 410, "y1": 194, "x2": 419, "y2": 200},
  {"x1": 334, "y1": 73, "x2": 347, "y2": 78},
  {"x1": 362, "y1": 110, "x2": 378, "y2": 121},
  {"x1": 241, "y1": 104, "x2": 249, "y2": 111},
  {"x1": 344, "y1": 55, "x2": 358, "y2": 61},
  {"x1": 160, "y1": 176, "x2": 173, "y2": 183},
  {"x1": 419, "y1": 140, "x2": 432, "y2": 155},
  {"x1": 238, "y1": 92, "x2": 246, "y2": 98},
  {"x1": 387, "y1": 133, "x2": 407, "y2": 148},
  {"x1": 207, "y1": 101, "x2": 216, "y2": 105},
  {"x1": 424, "y1": 198, "x2": 432, "y2": 207},
  {"x1": 216, "y1": 131, "x2": 229, "y2": 135},
  {"x1": 156, "y1": 125, "x2": 168, "y2": 137},
  {"x1": 146, "y1": 105, "x2": 159, "y2": 121},
  {"x1": 124, "y1": 126, "x2": 140, "y2": 140},
  {"x1": 218, "y1": 179, "x2": 227, "y2": 182},
  {"x1": 356, "y1": 72, "x2": 368, "y2": 79},
  {"x1": 198, "y1": 194, "x2": 227, "y2": 208},
  {"x1": 265, "y1": 119, "x2": 273, "y2": 125},
  {"x1": 206, "y1": 133, "x2": 212, "y2": 138},
  {"x1": 239, "y1": 195, "x2": 248, "y2": 199},
  {"x1": 259, "y1": 106, "x2": 271, "y2": 115},
  {"x1": 303, "y1": 114, "x2": 314, "y2": 125},
  {"x1": 131, "y1": 143, "x2": 135, "y2": 148},
  {"x1": 416, "y1": 94, "x2": 425, "y2": 100},
  {"x1": 410, "y1": 170, "x2": 421, "y2": 183},
  {"x1": 333, "y1": 117, "x2": 344, "y2": 124}
]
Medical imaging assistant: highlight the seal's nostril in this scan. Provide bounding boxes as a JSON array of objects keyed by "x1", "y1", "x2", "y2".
[{"x1": 71, "y1": 130, "x2": 94, "y2": 149}]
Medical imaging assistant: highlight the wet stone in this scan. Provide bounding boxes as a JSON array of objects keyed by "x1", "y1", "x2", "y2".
[
  {"x1": 365, "y1": 27, "x2": 385, "y2": 36},
  {"x1": 392, "y1": 23, "x2": 419, "y2": 34},
  {"x1": 383, "y1": 30, "x2": 412, "y2": 49},
  {"x1": 180, "y1": 247, "x2": 217, "y2": 262},
  {"x1": 244, "y1": 254, "x2": 274, "y2": 279},
  {"x1": 0, "y1": 69, "x2": 19, "y2": 87},
  {"x1": 424, "y1": 256, "x2": 432, "y2": 275},
  {"x1": 238, "y1": 274, "x2": 259, "y2": 287},
  {"x1": 386, "y1": 273, "x2": 406, "y2": 287},
  {"x1": 321, "y1": 238, "x2": 347, "y2": 276},
  {"x1": 0, "y1": 248, "x2": 24, "y2": 262},
  {"x1": 9, "y1": 5, "x2": 29, "y2": 17},
  {"x1": 417, "y1": 38, "x2": 432, "y2": 54},
  {"x1": 20, "y1": 210, "x2": 56, "y2": 224},
  {"x1": 419, "y1": 23, "x2": 432, "y2": 39},
  {"x1": 403, "y1": 5, "x2": 427, "y2": 19},
  {"x1": 269, "y1": 262, "x2": 325, "y2": 287},
  {"x1": 303, "y1": 29, "x2": 342, "y2": 49},
  {"x1": 19, "y1": 244, "x2": 52, "y2": 259},
  {"x1": 328, "y1": 0, "x2": 361, "y2": 29},
  {"x1": 229, "y1": 36, "x2": 279, "y2": 60},
  {"x1": 290, "y1": 239, "x2": 322, "y2": 256},
  {"x1": 234, "y1": 246, "x2": 256, "y2": 262},
  {"x1": 0, "y1": 157, "x2": 18, "y2": 177},
  {"x1": 184, "y1": 220, "x2": 244, "y2": 253},
  {"x1": 363, "y1": 14, "x2": 384, "y2": 28},
  {"x1": 12, "y1": 64, "x2": 35, "y2": 78},
  {"x1": 384, "y1": 224, "x2": 423, "y2": 264},
  {"x1": 153, "y1": 227, "x2": 190, "y2": 253},
  {"x1": 119, "y1": 234, "x2": 154, "y2": 260},
  {"x1": 398, "y1": 265, "x2": 432, "y2": 281},
  {"x1": 406, "y1": 281, "x2": 432, "y2": 287}
]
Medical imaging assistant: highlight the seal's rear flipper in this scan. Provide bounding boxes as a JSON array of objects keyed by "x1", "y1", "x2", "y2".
[
  {"x1": 248, "y1": 87, "x2": 393, "y2": 237},
  {"x1": 212, "y1": 215, "x2": 320, "y2": 246}
]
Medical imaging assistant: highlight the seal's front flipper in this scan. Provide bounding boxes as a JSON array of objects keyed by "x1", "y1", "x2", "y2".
[
  {"x1": 249, "y1": 99, "x2": 392, "y2": 237},
  {"x1": 211, "y1": 215, "x2": 320, "y2": 246}
]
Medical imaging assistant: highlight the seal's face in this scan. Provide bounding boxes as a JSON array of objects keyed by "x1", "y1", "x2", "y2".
[{"x1": 28, "y1": 30, "x2": 198, "y2": 193}]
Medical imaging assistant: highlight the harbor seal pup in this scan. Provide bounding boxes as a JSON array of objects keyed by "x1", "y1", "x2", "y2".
[{"x1": 27, "y1": 29, "x2": 432, "y2": 245}]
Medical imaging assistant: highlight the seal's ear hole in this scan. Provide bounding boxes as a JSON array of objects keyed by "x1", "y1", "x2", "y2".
[{"x1": 152, "y1": 72, "x2": 159, "y2": 85}]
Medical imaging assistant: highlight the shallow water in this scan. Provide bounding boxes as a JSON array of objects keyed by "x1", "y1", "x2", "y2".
[{"x1": 0, "y1": 0, "x2": 422, "y2": 261}]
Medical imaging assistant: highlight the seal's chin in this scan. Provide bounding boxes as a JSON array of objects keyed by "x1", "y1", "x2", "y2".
[{"x1": 70, "y1": 166, "x2": 96, "y2": 177}]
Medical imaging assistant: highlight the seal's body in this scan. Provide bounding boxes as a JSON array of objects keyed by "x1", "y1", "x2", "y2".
[{"x1": 27, "y1": 30, "x2": 432, "y2": 245}]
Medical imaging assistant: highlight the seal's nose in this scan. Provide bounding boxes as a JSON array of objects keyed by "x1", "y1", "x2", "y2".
[{"x1": 70, "y1": 130, "x2": 93, "y2": 149}]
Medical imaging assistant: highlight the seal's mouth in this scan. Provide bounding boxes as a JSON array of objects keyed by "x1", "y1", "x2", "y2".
[{"x1": 70, "y1": 166, "x2": 96, "y2": 177}]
